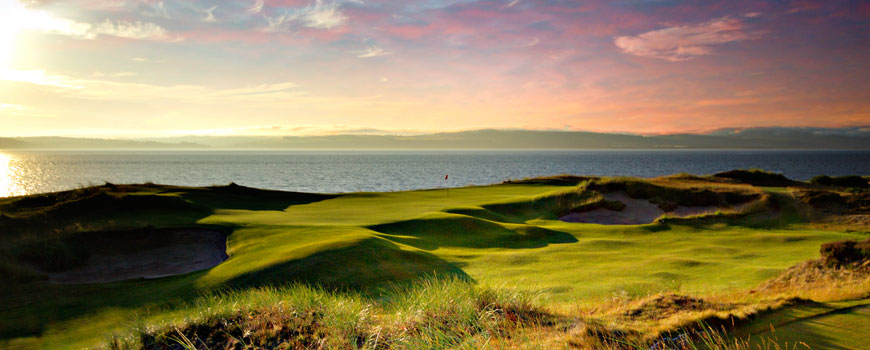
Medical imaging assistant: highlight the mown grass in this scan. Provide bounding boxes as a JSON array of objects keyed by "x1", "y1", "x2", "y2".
[{"x1": 0, "y1": 173, "x2": 867, "y2": 349}]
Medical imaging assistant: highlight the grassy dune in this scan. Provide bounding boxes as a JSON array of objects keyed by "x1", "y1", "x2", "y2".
[{"x1": 0, "y1": 172, "x2": 868, "y2": 349}]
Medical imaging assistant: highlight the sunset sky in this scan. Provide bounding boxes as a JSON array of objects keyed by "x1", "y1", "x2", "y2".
[{"x1": 0, "y1": 0, "x2": 868, "y2": 137}]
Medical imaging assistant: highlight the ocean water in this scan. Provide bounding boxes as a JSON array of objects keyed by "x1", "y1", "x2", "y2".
[{"x1": 1, "y1": 149, "x2": 869, "y2": 197}]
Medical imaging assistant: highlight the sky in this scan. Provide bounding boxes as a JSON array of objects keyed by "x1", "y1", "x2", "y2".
[{"x1": 0, "y1": 0, "x2": 868, "y2": 137}]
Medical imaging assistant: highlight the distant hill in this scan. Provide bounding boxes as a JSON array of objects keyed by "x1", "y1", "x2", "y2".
[
  {"x1": 0, "y1": 137, "x2": 30, "y2": 149},
  {"x1": 0, "y1": 137, "x2": 206, "y2": 149},
  {"x1": 2, "y1": 127, "x2": 869, "y2": 149}
]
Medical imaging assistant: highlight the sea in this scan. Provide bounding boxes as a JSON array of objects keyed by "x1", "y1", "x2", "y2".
[{"x1": 1, "y1": 149, "x2": 869, "y2": 197}]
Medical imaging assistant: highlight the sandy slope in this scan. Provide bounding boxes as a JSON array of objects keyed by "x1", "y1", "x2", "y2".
[
  {"x1": 559, "y1": 191, "x2": 723, "y2": 225},
  {"x1": 47, "y1": 229, "x2": 227, "y2": 284}
]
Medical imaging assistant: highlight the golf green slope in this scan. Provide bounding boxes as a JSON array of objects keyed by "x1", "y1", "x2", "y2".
[
  {"x1": 733, "y1": 299, "x2": 870, "y2": 350},
  {"x1": 0, "y1": 174, "x2": 867, "y2": 349}
]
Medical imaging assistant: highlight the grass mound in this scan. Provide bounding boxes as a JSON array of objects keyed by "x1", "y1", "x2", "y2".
[
  {"x1": 796, "y1": 189, "x2": 870, "y2": 215},
  {"x1": 369, "y1": 214, "x2": 576, "y2": 250},
  {"x1": 712, "y1": 169, "x2": 795, "y2": 187},
  {"x1": 589, "y1": 178, "x2": 760, "y2": 209},
  {"x1": 809, "y1": 175, "x2": 870, "y2": 189},
  {"x1": 501, "y1": 175, "x2": 597, "y2": 186},
  {"x1": 480, "y1": 187, "x2": 597, "y2": 222},
  {"x1": 222, "y1": 237, "x2": 470, "y2": 291},
  {"x1": 137, "y1": 308, "x2": 330, "y2": 350},
  {"x1": 819, "y1": 237, "x2": 870, "y2": 267},
  {"x1": 0, "y1": 190, "x2": 211, "y2": 242},
  {"x1": 107, "y1": 277, "x2": 550, "y2": 350},
  {"x1": 759, "y1": 258, "x2": 870, "y2": 292},
  {"x1": 623, "y1": 294, "x2": 717, "y2": 321}
]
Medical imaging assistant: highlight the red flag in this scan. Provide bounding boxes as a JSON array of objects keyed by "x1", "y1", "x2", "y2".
[{"x1": 445, "y1": 174, "x2": 448, "y2": 180}]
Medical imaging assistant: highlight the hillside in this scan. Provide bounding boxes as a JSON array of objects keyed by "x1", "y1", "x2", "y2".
[
  {"x1": 3, "y1": 127, "x2": 870, "y2": 150},
  {"x1": 0, "y1": 137, "x2": 206, "y2": 150},
  {"x1": 0, "y1": 171, "x2": 868, "y2": 349},
  {"x1": 155, "y1": 127, "x2": 870, "y2": 149}
]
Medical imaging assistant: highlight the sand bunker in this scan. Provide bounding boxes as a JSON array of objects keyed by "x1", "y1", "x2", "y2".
[
  {"x1": 47, "y1": 229, "x2": 227, "y2": 284},
  {"x1": 560, "y1": 192, "x2": 737, "y2": 225}
]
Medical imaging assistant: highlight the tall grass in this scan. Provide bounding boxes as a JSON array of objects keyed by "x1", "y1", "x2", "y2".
[
  {"x1": 102, "y1": 276, "x2": 552, "y2": 350},
  {"x1": 99, "y1": 274, "x2": 843, "y2": 350}
]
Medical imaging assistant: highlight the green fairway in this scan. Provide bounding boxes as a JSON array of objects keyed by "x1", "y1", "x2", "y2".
[
  {"x1": 0, "y1": 176, "x2": 867, "y2": 349},
  {"x1": 735, "y1": 300, "x2": 870, "y2": 350}
]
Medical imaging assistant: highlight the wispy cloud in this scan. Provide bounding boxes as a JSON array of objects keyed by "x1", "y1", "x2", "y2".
[
  {"x1": 190, "y1": 4, "x2": 218, "y2": 22},
  {"x1": 356, "y1": 46, "x2": 394, "y2": 58},
  {"x1": 141, "y1": 1, "x2": 170, "y2": 18},
  {"x1": 2, "y1": 1, "x2": 172, "y2": 41},
  {"x1": 265, "y1": 0, "x2": 356, "y2": 31},
  {"x1": 1, "y1": 68, "x2": 298, "y2": 103},
  {"x1": 90, "y1": 71, "x2": 138, "y2": 78},
  {"x1": 247, "y1": 0, "x2": 264, "y2": 14},
  {"x1": 695, "y1": 97, "x2": 760, "y2": 107},
  {"x1": 0, "y1": 103, "x2": 25, "y2": 111},
  {"x1": 131, "y1": 57, "x2": 165, "y2": 63},
  {"x1": 614, "y1": 16, "x2": 760, "y2": 61},
  {"x1": 518, "y1": 37, "x2": 539, "y2": 48},
  {"x1": 0, "y1": 69, "x2": 83, "y2": 89},
  {"x1": 170, "y1": 124, "x2": 429, "y2": 136},
  {"x1": 91, "y1": 19, "x2": 170, "y2": 40},
  {"x1": 219, "y1": 82, "x2": 298, "y2": 96}
]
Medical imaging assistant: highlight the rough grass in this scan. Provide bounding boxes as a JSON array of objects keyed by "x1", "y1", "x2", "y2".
[
  {"x1": 101, "y1": 277, "x2": 551, "y2": 350},
  {"x1": 99, "y1": 270, "x2": 868, "y2": 350},
  {"x1": 0, "y1": 172, "x2": 868, "y2": 349}
]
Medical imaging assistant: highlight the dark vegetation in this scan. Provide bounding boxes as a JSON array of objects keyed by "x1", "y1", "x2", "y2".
[
  {"x1": 501, "y1": 175, "x2": 597, "y2": 186},
  {"x1": 820, "y1": 238, "x2": 870, "y2": 267},
  {"x1": 796, "y1": 190, "x2": 870, "y2": 214},
  {"x1": 809, "y1": 175, "x2": 870, "y2": 188},
  {"x1": 589, "y1": 178, "x2": 761, "y2": 210},
  {"x1": 711, "y1": 169, "x2": 796, "y2": 187},
  {"x1": 110, "y1": 278, "x2": 552, "y2": 350}
]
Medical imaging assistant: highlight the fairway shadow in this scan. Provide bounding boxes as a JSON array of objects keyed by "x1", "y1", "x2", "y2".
[
  {"x1": 223, "y1": 237, "x2": 473, "y2": 292},
  {"x1": 178, "y1": 183, "x2": 338, "y2": 211},
  {"x1": 727, "y1": 301, "x2": 867, "y2": 350},
  {"x1": 0, "y1": 237, "x2": 471, "y2": 341},
  {"x1": 368, "y1": 215, "x2": 577, "y2": 251}
]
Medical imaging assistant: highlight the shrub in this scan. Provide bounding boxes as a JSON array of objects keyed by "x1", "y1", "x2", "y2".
[
  {"x1": 810, "y1": 175, "x2": 869, "y2": 188},
  {"x1": 712, "y1": 169, "x2": 793, "y2": 187},
  {"x1": 820, "y1": 238, "x2": 870, "y2": 266}
]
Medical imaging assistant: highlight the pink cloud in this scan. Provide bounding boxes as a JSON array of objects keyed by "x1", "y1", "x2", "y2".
[{"x1": 614, "y1": 16, "x2": 761, "y2": 61}]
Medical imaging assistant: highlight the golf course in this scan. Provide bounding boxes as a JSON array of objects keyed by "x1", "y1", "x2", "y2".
[{"x1": 1, "y1": 170, "x2": 868, "y2": 349}]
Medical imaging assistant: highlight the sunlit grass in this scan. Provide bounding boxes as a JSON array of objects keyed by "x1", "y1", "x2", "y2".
[{"x1": 0, "y1": 175, "x2": 867, "y2": 349}]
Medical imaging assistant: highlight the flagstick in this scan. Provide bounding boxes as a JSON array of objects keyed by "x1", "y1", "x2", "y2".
[{"x1": 445, "y1": 174, "x2": 449, "y2": 198}]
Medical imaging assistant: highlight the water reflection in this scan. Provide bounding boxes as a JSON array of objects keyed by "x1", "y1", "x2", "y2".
[{"x1": 0, "y1": 153, "x2": 21, "y2": 197}]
